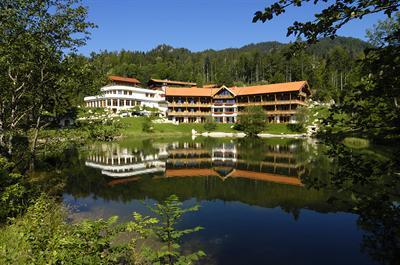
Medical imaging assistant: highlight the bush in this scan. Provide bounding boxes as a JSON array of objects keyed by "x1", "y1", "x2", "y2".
[
  {"x1": 86, "y1": 123, "x2": 120, "y2": 141},
  {"x1": 287, "y1": 123, "x2": 305, "y2": 132},
  {"x1": 142, "y1": 117, "x2": 154, "y2": 133},
  {"x1": 0, "y1": 156, "x2": 34, "y2": 222},
  {"x1": 236, "y1": 106, "x2": 267, "y2": 136},
  {"x1": 203, "y1": 119, "x2": 217, "y2": 131},
  {"x1": 0, "y1": 194, "x2": 205, "y2": 265},
  {"x1": 0, "y1": 195, "x2": 127, "y2": 265}
]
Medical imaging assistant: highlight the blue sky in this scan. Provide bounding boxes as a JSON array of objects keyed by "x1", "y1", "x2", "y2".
[{"x1": 79, "y1": 0, "x2": 385, "y2": 55}]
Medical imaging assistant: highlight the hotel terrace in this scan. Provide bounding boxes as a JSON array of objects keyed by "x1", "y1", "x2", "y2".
[{"x1": 166, "y1": 81, "x2": 311, "y2": 123}]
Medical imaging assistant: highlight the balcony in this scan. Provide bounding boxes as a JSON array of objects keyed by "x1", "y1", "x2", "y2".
[
  {"x1": 236, "y1": 99, "x2": 306, "y2": 107},
  {"x1": 168, "y1": 102, "x2": 211, "y2": 107},
  {"x1": 167, "y1": 111, "x2": 211, "y2": 116},
  {"x1": 212, "y1": 102, "x2": 236, "y2": 107},
  {"x1": 237, "y1": 110, "x2": 297, "y2": 115}
]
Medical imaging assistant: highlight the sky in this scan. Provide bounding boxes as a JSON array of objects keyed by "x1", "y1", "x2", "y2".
[{"x1": 79, "y1": 0, "x2": 385, "y2": 55}]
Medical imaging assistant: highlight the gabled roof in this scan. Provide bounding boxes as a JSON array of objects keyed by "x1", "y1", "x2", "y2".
[
  {"x1": 212, "y1": 85, "x2": 236, "y2": 96},
  {"x1": 165, "y1": 81, "x2": 310, "y2": 97},
  {"x1": 230, "y1": 81, "x2": 310, "y2": 96},
  {"x1": 109, "y1": 75, "x2": 141, "y2": 84},
  {"x1": 149, "y1": 78, "x2": 196, "y2": 86}
]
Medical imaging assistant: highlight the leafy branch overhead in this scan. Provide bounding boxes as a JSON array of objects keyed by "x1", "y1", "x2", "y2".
[{"x1": 253, "y1": 0, "x2": 400, "y2": 43}]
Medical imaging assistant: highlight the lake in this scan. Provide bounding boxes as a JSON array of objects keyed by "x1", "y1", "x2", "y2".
[{"x1": 53, "y1": 137, "x2": 397, "y2": 265}]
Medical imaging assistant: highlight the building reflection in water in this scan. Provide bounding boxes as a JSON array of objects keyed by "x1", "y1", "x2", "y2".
[
  {"x1": 85, "y1": 141, "x2": 305, "y2": 186},
  {"x1": 85, "y1": 143, "x2": 168, "y2": 179}
]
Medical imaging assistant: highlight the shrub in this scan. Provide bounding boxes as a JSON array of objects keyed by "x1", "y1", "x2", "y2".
[
  {"x1": 0, "y1": 156, "x2": 34, "y2": 222},
  {"x1": 142, "y1": 117, "x2": 154, "y2": 133},
  {"x1": 203, "y1": 118, "x2": 217, "y2": 131},
  {"x1": 287, "y1": 123, "x2": 305, "y2": 132},
  {"x1": 0, "y1": 194, "x2": 205, "y2": 265},
  {"x1": 0, "y1": 195, "x2": 127, "y2": 265},
  {"x1": 236, "y1": 106, "x2": 267, "y2": 136}
]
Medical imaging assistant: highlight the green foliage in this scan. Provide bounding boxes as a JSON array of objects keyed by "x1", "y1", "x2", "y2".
[
  {"x1": 142, "y1": 117, "x2": 154, "y2": 133},
  {"x1": 85, "y1": 122, "x2": 121, "y2": 141},
  {"x1": 324, "y1": 44, "x2": 400, "y2": 140},
  {"x1": 253, "y1": 0, "x2": 399, "y2": 43},
  {"x1": 148, "y1": 195, "x2": 204, "y2": 265},
  {"x1": 236, "y1": 106, "x2": 267, "y2": 136},
  {"x1": 342, "y1": 137, "x2": 370, "y2": 149},
  {"x1": 128, "y1": 195, "x2": 205, "y2": 265},
  {"x1": 366, "y1": 12, "x2": 400, "y2": 47},
  {"x1": 203, "y1": 118, "x2": 217, "y2": 131},
  {"x1": 76, "y1": 108, "x2": 122, "y2": 141},
  {"x1": 0, "y1": 0, "x2": 96, "y2": 153},
  {"x1": 0, "y1": 194, "x2": 127, "y2": 265},
  {"x1": 0, "y1": 156, "x2": 33, "y2": 222},
  {"x1": 287, "y1": 106, "x2": 309, "y2": 132}
]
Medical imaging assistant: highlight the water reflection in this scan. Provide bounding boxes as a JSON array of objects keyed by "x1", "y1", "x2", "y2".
[
  {"x1": 84, "y1": 140, "x2": 307, "y2": 187},
  {"x1": 85, "y1": 143, "x2": 167, "y2": 179},
  {"x1": 58, "y1": 137, "x2": 399, "y2": 265}
]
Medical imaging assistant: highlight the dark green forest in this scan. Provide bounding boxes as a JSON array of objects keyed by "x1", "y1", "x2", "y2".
[{"x1": 87, "y1": 36, "x2": 370, "y2": 102}]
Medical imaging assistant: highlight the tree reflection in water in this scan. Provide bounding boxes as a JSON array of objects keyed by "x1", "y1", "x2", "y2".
[
  {"x1": 20, "y1": 137, "x2": 400, "y2": 265},
  {"x1": 302, "y1": 141, "x2": 400, "y2": 265}
]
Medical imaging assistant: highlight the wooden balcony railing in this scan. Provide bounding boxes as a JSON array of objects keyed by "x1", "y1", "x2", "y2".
[
  {"x1": 237, "y1": 110, "x2": 297, "y2": 115},
  {"x1": 168, "y1": 102, "x2": 211, "y2": 107},
  {"x1": 167, "y1": 111, "x2": 211, "y2": 116},
  {"x1": 236, "y1": 100, "x2": 306, "y2": 106}
]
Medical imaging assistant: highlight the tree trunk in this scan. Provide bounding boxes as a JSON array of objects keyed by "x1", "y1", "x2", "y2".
[{"x1": 31, "y1": 104, "x2": 43, "y2": 157}]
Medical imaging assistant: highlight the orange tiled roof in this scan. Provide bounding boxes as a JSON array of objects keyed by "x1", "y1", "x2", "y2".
[
  {"x1": 165, "y1": 81, "x2": 310, "y2": 97},
  {"x1": 109, "y1": 75, "x2": 141, "y2": 84},
  {"x1": 229, "y1": 81, "x2": 310, "y2": 96},
  {"x1": 150, "y1": 78, "x2": 196, "y2": 86}
]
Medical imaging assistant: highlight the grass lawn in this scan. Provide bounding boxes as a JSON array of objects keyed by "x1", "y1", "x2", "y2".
[{"x1": 119, "y1": 117, "x2": 300, "y2": 137}]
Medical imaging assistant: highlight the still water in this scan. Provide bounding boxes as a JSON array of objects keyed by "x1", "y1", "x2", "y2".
[{"x1": 56, "y1": 137, "x2": 397, "y2": 265}]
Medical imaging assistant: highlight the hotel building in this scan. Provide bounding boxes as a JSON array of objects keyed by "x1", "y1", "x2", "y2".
[
  {"x1": 84, "y1": 76, "x2": 167, "y2": 114},
  {"x1": 165, "y1": 81, "x2": 311, "y2": 123},
  {"x1": 84, "y1": 76, "x2": 310, "y2": 123}
]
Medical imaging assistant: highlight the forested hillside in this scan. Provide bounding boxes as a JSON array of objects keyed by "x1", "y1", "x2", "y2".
[{"x1": 87, "y1": 36, "x2": 370, "y2": 101}]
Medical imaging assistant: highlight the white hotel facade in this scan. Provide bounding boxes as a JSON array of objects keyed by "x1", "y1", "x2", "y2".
[{"x1": 84, "y1": 76, "x2": 167, "y2": 114}]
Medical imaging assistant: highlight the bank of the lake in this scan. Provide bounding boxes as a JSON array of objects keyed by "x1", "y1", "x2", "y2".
[
  {"x1": 119, "y1": 117, "x2": 302, "y2": 137},
  {"x1": 37, "y1": 116, "x2": 306, "y2": 144}
]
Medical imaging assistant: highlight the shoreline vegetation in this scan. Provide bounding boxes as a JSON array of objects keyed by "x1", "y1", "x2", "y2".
[{"x1": 37, "y1": 116, "x2": 307, "y2": 145}]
